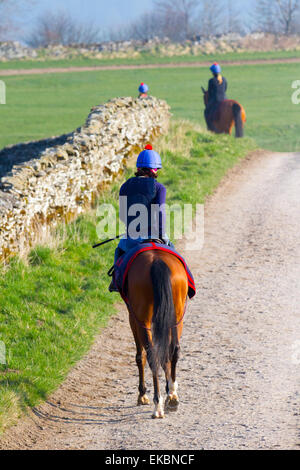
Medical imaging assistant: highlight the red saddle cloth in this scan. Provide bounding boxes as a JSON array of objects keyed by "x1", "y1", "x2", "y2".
[{"x1": 113, "y1": 242, "x2": 196, "y2": 303}]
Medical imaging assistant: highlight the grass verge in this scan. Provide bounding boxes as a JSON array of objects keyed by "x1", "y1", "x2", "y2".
[
  {"x1": 1, "y1": 49, "x2": 300, "y2": 70},
  {"x1": 0, "y1": 120, "x2": 256, "y2": 435}
]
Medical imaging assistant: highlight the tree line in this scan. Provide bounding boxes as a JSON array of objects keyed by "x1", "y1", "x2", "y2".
[{"x1": 1, "y1": 0, "x2": 300, "y2": 47}]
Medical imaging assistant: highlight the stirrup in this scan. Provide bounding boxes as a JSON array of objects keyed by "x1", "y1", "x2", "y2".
[
  {"x1": 108, "y1": 265, "x2": 118, "y2": 292},
  {"x1": 107, "y1": 265, "x2": 115, "y2": 277}
]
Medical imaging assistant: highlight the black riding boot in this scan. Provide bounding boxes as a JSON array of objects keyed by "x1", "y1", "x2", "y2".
[
  {"x1": 204, "y1": 109, "x2": 214, "y2": 132},
  {"x1": 108, "y1": 276, "x2": 118, "y2": 293},
  {"x1": 108, "y1": 247, "x2": 125, "y2": 293}
]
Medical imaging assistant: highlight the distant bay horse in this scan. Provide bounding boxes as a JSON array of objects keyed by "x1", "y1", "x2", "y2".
[{"x1": 202, "y1": 87, "x2": 246, "y2": 138}]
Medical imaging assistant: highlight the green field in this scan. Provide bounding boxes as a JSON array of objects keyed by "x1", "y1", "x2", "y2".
[
  {"x1": 1, "y1": 61, "x2": 300, "y2": 152},
  {"x1": 0, "y1": 49, "x2": 300, "y2": 70}
]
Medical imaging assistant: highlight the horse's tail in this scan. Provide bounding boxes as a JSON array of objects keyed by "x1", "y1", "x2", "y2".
[
  {"x1": 233, "y1": 103, "x2": 244, "y2": 138},
  {"x1": 150, "y1": 258, "x2": 176, "y2": 369}
]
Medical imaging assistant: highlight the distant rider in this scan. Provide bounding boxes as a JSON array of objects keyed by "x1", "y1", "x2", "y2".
[
  {"x1": 204, "y1": 63, "x2": 227, "y2": 131},
  {"x1": 138, "y1": 82, "x2": 149, "y2": 99}
]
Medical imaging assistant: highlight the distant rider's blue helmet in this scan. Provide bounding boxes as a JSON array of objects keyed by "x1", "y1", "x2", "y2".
[
  {"x1": 136, "y1": 145, "x2": 162, "y2": 169},
  {"x1": 210, "y1": 63, "x2": 222, "y2": 74},
  {"x1": 139, "y1": 82, "x2": 149, "y2": 93}
]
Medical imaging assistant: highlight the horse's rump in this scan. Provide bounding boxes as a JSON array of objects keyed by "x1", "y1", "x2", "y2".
[
  {"x1": 127, "y1": 250, "x2": 189, "y2": 335},
  {"x1": 113, "y1": 242, "x2": 196, "y2": 301},
  {"x1": 209, "y1": 99, "x2": 246, "y2": 136},
  {"x1": 207, "y1": 99, "x2": 235, "y2": 124},
  {"x1": 218, "y1": 99, "x2": 237, "y2": 114}
]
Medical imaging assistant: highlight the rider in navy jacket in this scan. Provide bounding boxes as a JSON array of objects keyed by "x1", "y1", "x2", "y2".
[
  {"x1": 109, "y1": 145, "x2": 171, "y2": 292},
  {"x1": 119, "y1": 175, "x2": 166, "y2": 241},
  {"x1": 205, "y1": 63, "x2": 227, "y2": 131}
]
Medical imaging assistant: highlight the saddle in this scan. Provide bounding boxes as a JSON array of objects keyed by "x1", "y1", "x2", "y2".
[
  {"x1": 111, "y1": 241, "x2": 196, "y2": 302},
  {"x1": 140, "y1": 238, "x2": 165, "y2": 245}
]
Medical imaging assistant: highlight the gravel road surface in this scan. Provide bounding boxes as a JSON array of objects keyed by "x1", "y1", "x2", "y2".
[{"x1": 1, "y1": 150, "x2": 299, "y2": 450}]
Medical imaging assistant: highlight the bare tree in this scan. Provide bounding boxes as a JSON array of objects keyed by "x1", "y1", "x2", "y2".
[
  {"x1": 107, "y1": 23, "x2": 132, "y2": 42},
  {"x1": 127, "y1": 10, "x2": 164, "y2": 41},
  {"x1": 158, "y1": 9, "x2": 191, "y2": 41},
  {"x1": 225, "y1": 0, "x2": 244, "y2": 34},
  {"x1": 276, "y1": 0, "x2": 300, "y2": 34},
  {"x1": 110, "y1": 2, "x2": 198, "y2": 42},
  {"x1": 253, "y1": 0, "x2": 300, "y2": 35},
  {"x1": 154, "y1": 0, "x2": 201, "y2": 40},
  {"x1": 107, "y1": 0, "x2": 244, "y2": 43},
  {"x1": 26, "y1": 10, "x2": 101, "y2": 47},
  {"x1": 253, "y1": 0, "x2": 278, "y2": 33},
  {"x1": 197, "y1": 0, "x2": 224, "y2": 37}
]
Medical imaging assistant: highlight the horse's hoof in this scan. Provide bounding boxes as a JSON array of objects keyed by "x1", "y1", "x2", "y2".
[
  {"x1": 137, "y1": 394, "x2": 150, "y2": 406},
  {"x1": 152, "y1": 411, "x2": 165, "y2": 419},
  {"x1": 152, "y1": 398, "x2": 165, "y2": 418},
  {"x1": 165, "y1": 394, "x2": 179, "y2": 412}
]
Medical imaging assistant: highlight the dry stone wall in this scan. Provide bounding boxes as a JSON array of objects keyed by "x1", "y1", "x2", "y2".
[
  {"x1": 0, "y1": 96, "x2": 170, "y2": 261},
  {"x1": 2, "y1": 34, "x2": 300, "y2": 62}
]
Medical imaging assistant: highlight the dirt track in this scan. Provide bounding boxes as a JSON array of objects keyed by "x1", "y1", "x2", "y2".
[
  {"x1": 1, "y1": 57, "x2": 300, "y2": 76},
  {"x1": 0, "y1": 150, "x2": 300, "y2": 450}
]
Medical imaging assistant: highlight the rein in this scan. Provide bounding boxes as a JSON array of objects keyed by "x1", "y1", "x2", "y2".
[{"x1": 92, "y1": 233, "x2": 124, "y2": 249}]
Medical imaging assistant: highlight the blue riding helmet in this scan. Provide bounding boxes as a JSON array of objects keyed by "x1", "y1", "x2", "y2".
[
  {"x1": 136, "y1": 145, "x2": 162, "y2": 169},
  {"x1": 139, "y1": 82, "x2": 149, "y2": 93},
  {"x1": 210, "y1": 63, "x2": 222, "y2": 74}
]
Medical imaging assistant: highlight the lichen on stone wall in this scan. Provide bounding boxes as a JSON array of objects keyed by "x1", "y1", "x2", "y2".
[{"x1": 0, "y1": 96, "x2": 170, "y2": 261}]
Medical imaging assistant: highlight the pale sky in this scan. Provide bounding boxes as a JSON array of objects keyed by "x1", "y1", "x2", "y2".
[{"x1": 18, "y1": 0, "x2": 255, "y2": 41}]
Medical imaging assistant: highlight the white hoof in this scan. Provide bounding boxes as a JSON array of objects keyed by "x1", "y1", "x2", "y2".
[{"x1": 152, "y1": 396, "x2": 165, "y2": 419}]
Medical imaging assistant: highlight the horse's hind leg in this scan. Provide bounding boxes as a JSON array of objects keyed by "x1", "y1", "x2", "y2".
[
  {"x1": 151, "y1": 370, "x2": 164, "y2": 419},
  {"x1": 136, "y1": 346, "x2": 150, "y2": 406},
  {"x1": 130, "y1": 318, "x2": 150, "y2": 406},
  {"x1": 143, "y1": 332, "x2": 164, "y2": 418},
  {"x1": 165, "y1": 343, "x2": 180, "y2": 411},
  {"x1": 164, "y1": 358, "x2": 178, "y2": 412}
]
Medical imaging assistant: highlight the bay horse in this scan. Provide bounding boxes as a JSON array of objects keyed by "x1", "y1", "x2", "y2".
[
  {"x1": 126, "y1": 249, "x2": 188, "y2": 419},
  {"x1": 202, "y1": 87, "x2": 246, "y2": 137}
]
